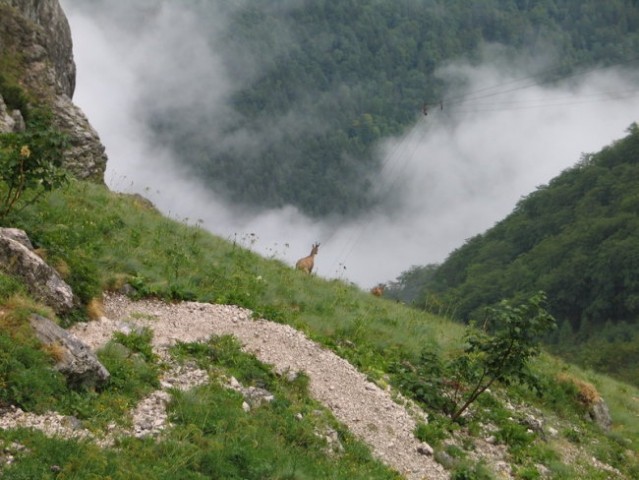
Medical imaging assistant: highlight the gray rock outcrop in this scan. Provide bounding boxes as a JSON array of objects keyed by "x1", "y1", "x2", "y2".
[
  {"x1": 29, "y1": 314, "x2": 110, "y2": 389},
  {"x1": 6, "y1": 0, "x2": 75, "y2": 97},
  {"x1": 589, "y1": 398, "x2": 613, "y2": 431},
  {"x1": 0, "y1": 228, "x2": 74, "y2": 314},
  {"x1": 0, "y1": 227, "x2": 34, "y2": 249},
  {"x1": 0, "y1": 0, "x2": 107, "y2": 181},
  {"x1": 52, "y1": 94, "x2": 108, "y2": 181},
  {"x1": 0, "y1": 94, "x2": 25, "y2": 134}
]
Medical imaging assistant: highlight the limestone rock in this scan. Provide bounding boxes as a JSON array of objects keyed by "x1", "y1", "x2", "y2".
[
  {"x1": 0, "y1": 0, "x2": 107, "y2": 182},
  {"x1": 0, "y1": 228, "x2": 34, "y2": 249},
  {"x1": 589, "y1": 398, "x2": 612, "y2": 431},
  {"x1": 10, "y1": 108, "x2": 25, "y2": 132},
  {"x1": 5, "y1": 0, "x2": 75, "y2": 97},
  {"x1": 0, "y1": 230, "x2": 74, "y2": 314},
  {"x1": 227, "y1": 376, "x2": 275, "y2": 408},
  {"x1": 0, "y1": 95, "x2": 25, "y2": 134},
  {"x1": 52, "y1": 95, "x2": 107, "y2": 181},
  {"x1": 29, "y1": 314, "x2": 110, "y2": 389},
  {"x1": 417, "y1": 442, "x2": 434, "y2": 456},
  {"x1": 0, "y1": 96, "x2": 16, "y2": 133}
]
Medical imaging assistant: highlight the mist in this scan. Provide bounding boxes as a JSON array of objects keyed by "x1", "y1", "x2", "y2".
[{"x1": 61, "y1": 0, "x2": 639, "y2": 289}]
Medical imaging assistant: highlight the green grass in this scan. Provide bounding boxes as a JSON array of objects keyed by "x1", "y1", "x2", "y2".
[
  {"x1": 0, "y1": 312, "x2": 161, "y2": 429},
  {"x1": 2, "y1": 179, "x2": 639, "y2": 478},
  {"x1": 0, "y1": 335, "x2": 401, "y2": 480}
]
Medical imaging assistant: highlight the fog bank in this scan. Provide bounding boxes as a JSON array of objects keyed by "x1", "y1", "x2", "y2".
[{"x1": 62, "y1": 0, "x2": 639, "y2": 288}]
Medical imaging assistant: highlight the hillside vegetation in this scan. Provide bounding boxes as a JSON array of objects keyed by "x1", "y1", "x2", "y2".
[
  {"x1": 2, "y1": 0, "x2": 639, "y2": 477},
  {"x1": 0, "y1": 174, "x2": 637, "y2": 477},
  {"x1": 144, "y1": 0, "x2": 639, "y2": 217},
  {"x1": 388, "y1": 124, "x2": 639, "y2": 387}
]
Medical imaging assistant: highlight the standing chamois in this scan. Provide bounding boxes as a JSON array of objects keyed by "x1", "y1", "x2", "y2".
[{"x1": 295, "y1": 243, "x2": 320, "y2": 274}]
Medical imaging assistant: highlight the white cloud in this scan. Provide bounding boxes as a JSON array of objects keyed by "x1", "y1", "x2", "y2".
[{"x1": 61, "y1": 1, "x2": 639, "y2": 289}]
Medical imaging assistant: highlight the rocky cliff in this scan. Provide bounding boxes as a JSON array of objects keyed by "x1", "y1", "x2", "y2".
[{"x1": 0, "y1": 0, "x2": 106, "y2": 181}]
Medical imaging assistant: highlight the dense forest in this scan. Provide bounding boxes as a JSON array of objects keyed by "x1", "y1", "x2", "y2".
[
  {"x1": 144, "y1": 0, "x2": 639, "y2": 217},
  {"x1": 387, "y1": 124, "x2": 639, "y2": 385}
]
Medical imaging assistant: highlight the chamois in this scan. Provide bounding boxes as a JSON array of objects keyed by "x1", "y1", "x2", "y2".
[
  {"x1": 295, "y1": 243, "x2": 320, "y2": 274},
  {"x1": 370, "y1": 284, "x2": 385, "y2": 297}
]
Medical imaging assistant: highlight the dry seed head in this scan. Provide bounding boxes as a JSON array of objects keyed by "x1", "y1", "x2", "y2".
[
  {"x1": 42, "y1": 342, "x2": 66, "y2": 363},
  {"x1": 87, "y1": 297, "x2": 104, "y2": 320},
  {"x1": 557, "y1": 373, "x2": 600, "y2": 407}
]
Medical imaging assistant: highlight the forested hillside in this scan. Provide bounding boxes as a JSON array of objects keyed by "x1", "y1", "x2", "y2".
[
  {"x1": 389, "y1": 124, "x2": 639, "y2": 385},
  {"x1": 145, "y1": 0, "x2": 639, "y2": 217}
]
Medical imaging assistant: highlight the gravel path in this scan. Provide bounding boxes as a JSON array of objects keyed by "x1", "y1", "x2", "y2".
[{"x1": 5, "y1": 294, "x2": 449, "y2": 479}]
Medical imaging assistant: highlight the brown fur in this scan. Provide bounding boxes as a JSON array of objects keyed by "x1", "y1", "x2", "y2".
[
  {"x1": 370, "y1": 285, "x2": 385, "y2": 297},
  {"x1": 295, "y1": 243, "x2": 320, "y2": 274}
]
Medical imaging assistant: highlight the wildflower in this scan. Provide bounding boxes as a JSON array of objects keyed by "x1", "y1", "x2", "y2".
[{"x1": 20, "y1": 145, "x2": 31, "y2": 158}]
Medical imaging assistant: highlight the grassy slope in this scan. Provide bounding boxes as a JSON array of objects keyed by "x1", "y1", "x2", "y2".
[{"x1": 1, "y1": 180, "x2": 639, "y2": 478}]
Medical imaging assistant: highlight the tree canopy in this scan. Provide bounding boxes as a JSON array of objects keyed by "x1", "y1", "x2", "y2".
[
  {"x1": 148, "y1": 0, "x2": 639, "y2": 217},
  {"x1": 390, "y1": 124, "x2": 639, "y2": 384}
]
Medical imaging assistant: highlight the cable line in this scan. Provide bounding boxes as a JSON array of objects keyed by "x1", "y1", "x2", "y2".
[
  {"x1": 327, "y1": 116, "x2": 434, "y2": 279},
  {"x1": 323, "y1": 55, "x2": 639, "y2": 279},
  {"x1": 440, "y1": 55, "x2": 639, "y2": 108}
]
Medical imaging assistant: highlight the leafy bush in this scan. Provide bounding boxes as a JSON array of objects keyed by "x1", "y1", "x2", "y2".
[
  {"x1": 0, "y1": 332, "x2": 66, "y2": 412},
  {"x1": 64, "y1": 252, "x2": 101, "y2": 304},
  {"x1": 0, "y1": 109, "x2": 69, "y2": 220},
  {"x1": 515, "y1": 465, "x2": 541, "y2": 480},
  {"x1": 389, "y1": 348, "x2": 456, "y2": 414},
  {"x1": 392, "y1": 293, "x2": 555, "y2": 422},
  {"x1": 447, "y1": 292, "x2": 556, "y2": 420}
]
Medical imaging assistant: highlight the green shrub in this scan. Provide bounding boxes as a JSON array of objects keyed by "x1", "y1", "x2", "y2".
[
  {"x1": 0, "y1": 273, "x2": 25, "y2": 301},
  {"x1": 0, "y1": 332, "x2": 66, "y2": 412},
  {"x1": 0, "y1": 108, "x2": 69, "y2": 220},
  {"x1": 414, "y1": 419, "x2": 452, "y2": 448},
  {"x1": 515, "y1": 465, "x2": 541, "y2": 480},
  {"x1": 563, "y1": 427, "x2": 582, "y2": 444},
  {"x1": 448, "y1": 293, "x2": 556, "y2": 421},
  {"x1": 65, "y1": 253, "x2": 101, "y2": 304},
  {"x1": 98, "y1": 336, "x2": 160, "y2": 397},
  {"x1": 495, "y1": 422, "x2": 534, "y2": 450},
  {"x1": 389, "y1": 348, "x2": 455, "y2": 414},
  {"x1": 113, "y1": 327, "x2": 156, "y2": 362},
  {"x1": 451, "y1": 460, "x2": 493, "y2": 480},
  {"x1": 0, "y1": 73, "x2": 29, "y2": 115}
]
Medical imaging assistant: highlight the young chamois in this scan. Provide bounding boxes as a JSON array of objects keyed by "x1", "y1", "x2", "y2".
[
  {"x1": 295, "y1": 243, "x2": 320, "y2": 274},
  {"x1": 370, "y1": 284, "x2": 385, "y2": 297}
]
